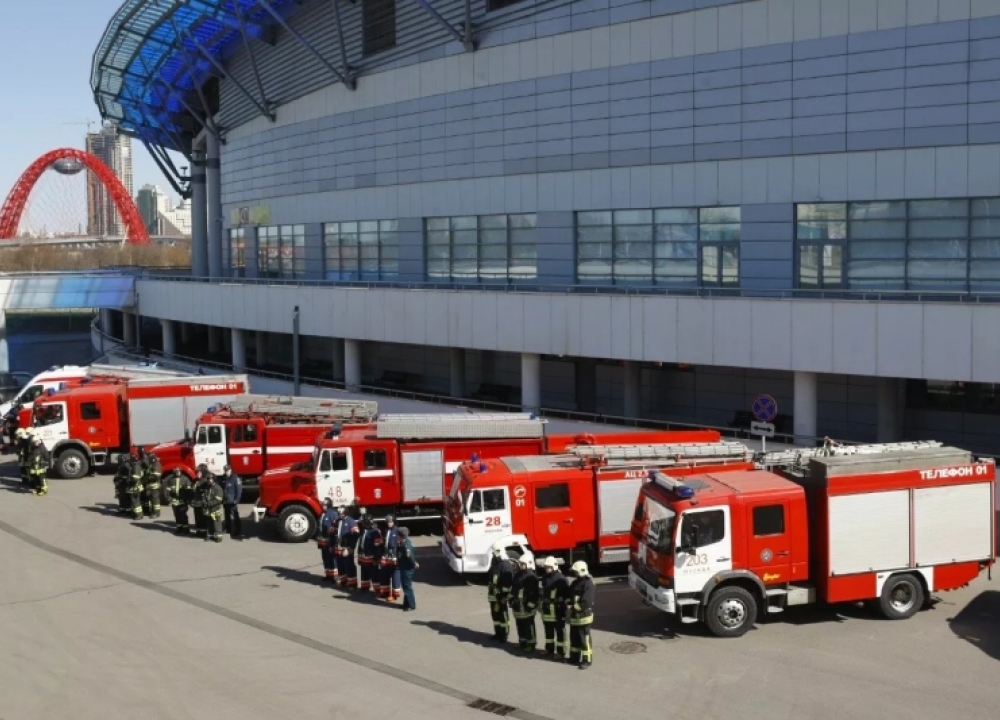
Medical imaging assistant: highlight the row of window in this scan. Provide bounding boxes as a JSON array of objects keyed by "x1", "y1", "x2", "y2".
[
  {"x1": 426, "y1": 214, "x2": 538, "y2": 281},
  {"x1": 325, "y1": 220, "x2": 399, "y2": 281},
  {"x1": 361, "y1": 0, "x2": 524, "y2": 56},
  {"x1": 796, "y1": 200, "x2": 1000, "y2": 292}
]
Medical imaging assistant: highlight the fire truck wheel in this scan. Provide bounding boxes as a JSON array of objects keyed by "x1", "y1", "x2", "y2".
[
  {"x1": 277, "y1": 504, "x2": 317, "y2": 543},
  {"x1": 56, "y1": 449, "x2": 90, "y2": 480},
  {"x1": 878, "y1": 574, "x2": 925, "y2": 621},
  {"x1": 705, "y1": 586, "x2": 758, "y2": 638}
]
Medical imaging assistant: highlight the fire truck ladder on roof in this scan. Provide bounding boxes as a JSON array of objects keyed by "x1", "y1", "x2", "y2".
[
  {"x1": 375, "y1": 413, "x2": 546, "y2": 440},
  {"x1": 220, "y1": 395, "x2": 378, "y2": 423},
  {"x1": 757, "y1": 439, "x2": 944, "y2": 470},
  {"x1": 567, "y1": 440, "x2": 751, "y2": 467}
]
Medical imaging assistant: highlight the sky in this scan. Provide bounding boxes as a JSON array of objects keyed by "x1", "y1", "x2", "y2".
[{"x1": 0, "y1": 0, "x2": 178, "y2": 228}]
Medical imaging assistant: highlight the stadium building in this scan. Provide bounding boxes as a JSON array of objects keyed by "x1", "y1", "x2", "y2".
[{"x1": 92, "y1": 0, "x2": 1000, "y2": 452}]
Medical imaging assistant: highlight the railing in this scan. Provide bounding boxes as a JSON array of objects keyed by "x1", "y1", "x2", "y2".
[{"x1": 136, "y1": 271, "x2": 1000, "y2": 304}]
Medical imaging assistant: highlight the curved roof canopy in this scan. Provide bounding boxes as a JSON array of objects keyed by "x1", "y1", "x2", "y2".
[{"x1": 91, "y1": 0, "x2": 298, "y2": 156}]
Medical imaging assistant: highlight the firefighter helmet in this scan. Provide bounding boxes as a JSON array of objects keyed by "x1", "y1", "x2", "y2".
[
  {"x1": 570, "y1": 560, "x2": 590, "y2": 577},
  {"x1": 518, "y1": 553, "x2": 535, "y2": 570},
  {"x1": 491, "y1": 542, "x2": 506, "y2": 558},
  {"x1": 541, "y1": 556, "x2": 563, "y2": 570},
  {"x1": 15, "y1": 428, "x2": 26, "y2": 438}
]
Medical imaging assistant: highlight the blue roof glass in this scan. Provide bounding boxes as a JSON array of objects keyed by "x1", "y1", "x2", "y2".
[{"x1": 91, "y1": 0, "x2": 299, "y2": 152}]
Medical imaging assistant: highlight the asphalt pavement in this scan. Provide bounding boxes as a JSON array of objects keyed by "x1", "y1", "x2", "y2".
[{"x1": 1, "y1": 458, "x2": 998, "y2": 720}]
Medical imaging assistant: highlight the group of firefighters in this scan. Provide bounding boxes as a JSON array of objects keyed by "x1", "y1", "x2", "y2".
[
  {"x1": 314, "y1": 499, "x2": 420, "y2": 610},
  {"x1": 13, "y1": 428, "x2": 51, "y2": 496},
  {"x1": 487, "y1": 543, "x2": 597, "y2": 669},
  {"x1": 114, "y1": 453, "x2": 245, "y2": 543}
]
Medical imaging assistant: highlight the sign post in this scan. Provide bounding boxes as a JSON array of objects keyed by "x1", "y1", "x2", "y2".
[{"x1": 750, "y1": 394, "x2": 778, "y2": 453}]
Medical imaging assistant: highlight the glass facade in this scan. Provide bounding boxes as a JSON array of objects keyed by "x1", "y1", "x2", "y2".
[
  {"x1": 425, "y1": 214, "x2": 537, "y2": 281},
  {"x1": 576, "y1": 207, "x2": 740, "y2": 286},
  {"x1": 797, "y1": 200, "x2": 1000, "y2": 292},
  {"x1": 324, "y1": 220, "x2": 398, "y2": 280},
  {"x1": 226, "y1": 228, "x2": 246, "y2": 277},
  {"x1": 257, "y1": 225, "x2": 305, "y2": 279}
]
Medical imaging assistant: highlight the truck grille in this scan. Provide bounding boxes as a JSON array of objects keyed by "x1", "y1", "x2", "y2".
[{"x1": 632, "y1": 559, "x2": 661, "y2": 588}]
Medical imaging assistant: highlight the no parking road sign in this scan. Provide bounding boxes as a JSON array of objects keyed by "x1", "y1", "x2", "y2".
[{"x1": 752, "y1": 394, "x2": 778, "y2": 423}]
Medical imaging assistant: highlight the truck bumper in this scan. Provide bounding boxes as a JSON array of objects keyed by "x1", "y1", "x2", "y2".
[
  {"x1": 441, "y1": 541, "x2": 493, "y2": 574},
  {"x1": 252, "y1": 502, "x2": 267, "y2": 523},
  {"x1": 629, "y1": 568, "x2": 676, "y2": 614}
]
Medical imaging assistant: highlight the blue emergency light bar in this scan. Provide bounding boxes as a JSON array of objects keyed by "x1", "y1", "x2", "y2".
[{"x1": 649, "y1": 471, "x2": 696, "y2": 499}]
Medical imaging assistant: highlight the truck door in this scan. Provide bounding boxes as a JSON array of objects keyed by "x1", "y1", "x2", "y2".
[
  {"x1": 228, "y1": 420, "x2": 264, "y2": 476},
  {"x1": 194, "y1": 424, "x2": 227, "y2": 475},
  {"x1": 315, "y1": 448, "x2": 353, "y2": 504},
  {"x1": 673, "y1": 507, "x2": 733, "y2": 596},
  {"x1": 464, "y1": 486, "x2": 512, "y2": 559},
  {"x1": 745, "y1": 501, "x2": 793, "y2": 585},
  {"x1": 32, "y1": 402, "x2": 69, "y2": 451},
  {"x1": 531, "y1": 481, "x2": 574, "y2": 552}
]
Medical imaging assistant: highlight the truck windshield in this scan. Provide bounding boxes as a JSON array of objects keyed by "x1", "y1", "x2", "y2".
[{"x1": 643, "y1": 497, "x2": 676, "y2": 554}]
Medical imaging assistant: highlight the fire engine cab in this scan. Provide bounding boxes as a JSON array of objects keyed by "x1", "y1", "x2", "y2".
[
  {"x1": 149, "y1": 395, "x2": 378, "y2": 484},
  {"x1": 628, "y1": 441, "x2": 996, "y2": 638},
  {"x1": 31, "y1": 373, "x2": 249, "y2": 478},
  {"x1": 443, "y1": 440, "x2": 754, "y2": 574}
]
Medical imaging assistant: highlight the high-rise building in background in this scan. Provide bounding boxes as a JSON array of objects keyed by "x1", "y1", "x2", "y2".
[
  {"x1": 135, "y1": 184, "x2": 192, "y2": 237},
  {"x1": 86, "y1": 122, "x2": 133, "y2": 237}
]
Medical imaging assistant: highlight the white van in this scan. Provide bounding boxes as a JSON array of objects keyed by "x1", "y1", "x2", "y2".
[{"x1": 0, "y1": 365, "x2": 90, "y2": 420}]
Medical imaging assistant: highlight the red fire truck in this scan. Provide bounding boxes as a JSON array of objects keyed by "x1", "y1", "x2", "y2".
[
  {"x1": 628, "y1": 441, "x2": 997, "y2": 637},
  {"x1": 442, "y1": 440, "x2": 754, "y2": 574},
  {"x1": 31, "y1": 373, "x2": 250, "y2": 479},
  {"x1": 253, "y1": 413, "x2": 720, "y2": 542},
  {"x1": 149, "y1": 395, "x2": 378, "y2": 484}
]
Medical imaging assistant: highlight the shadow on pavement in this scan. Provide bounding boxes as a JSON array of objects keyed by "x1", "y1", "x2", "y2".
[
  {"x1": 948, "y1": 590, "x2": 1000, "y2": 662},
  {"x1": 79, "y1": 503, "x2": 132, "y2": 518},
  {"x1": 411, "y1": 619, "x2": 502, "y2": 649},
  {"x1": 130, "y1": 520, "x2": 186, "y2": 535},
  {"x1": 0, "y1": 477, "x2": 29, "y2": 493},
  {"x1": 262, "y1": 564, "x2": 330, "y2": 589}
]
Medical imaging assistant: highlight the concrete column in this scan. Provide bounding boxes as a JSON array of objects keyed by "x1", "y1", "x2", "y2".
[
  {"x1": 332, "y1": 338, "x2": 345, "y2": 381},
  {"x1": 207, "y1": 326, "x2": 222, "y2": 355},
  {"x1": 161, "y1": 319, "x2": 176, "y2": 357},
  {"x1": 122, "y1": 311, "x2": 137, "y2": 347},
  {"x1": 877, "y1": 377, "x2": 905, "y2": 443},
  {"x1": 521, "y1": 353, "x2": 541, "y2": 413},
  {"x1": 0, "y1": 310, "x2": 8, "y2": 373},
  {"x1": 575, "y1": 359, "x2": 597, "y2": 413},
  {"x1": 255, "y1": 331, "x2": 268, "y2": 367},
  {"x1": 205, "y1": 133, "x2": 223, "y2": 279},
  {"x1": 231, "y1": 328, "x2": 247, "y2": 371},
  {"x1": 450, "y1": 348, "x2": 466, "y2": 398},
  {"x1": 191, "y1": 150, "x2": 208, "y2": 277},
  {"x1": 344, "y1": 339, "x2": 362, "y2": 391},
  {"x1": 99, "y1": 308, "x2": 113, "y2": 338},
  {"x1": 623, "y1": 362, "x2": 642, "y2": 419},
  {"x1": 793, "y1": 371, "x2": 818, "y2": 447}
]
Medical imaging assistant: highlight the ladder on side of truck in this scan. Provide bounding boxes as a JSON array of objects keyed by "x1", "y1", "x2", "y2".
[
  {"x1": 568, "y1": 440, "x2": 752, "y2": 467},
  {"x1": 220, "y1": 395, "x2": 378, "y2": 424},
  {"x1": 375, "y1": 413, "x2": 546, "y2": 440},
  {"x1": 757, "y1": 439, "x2": 944, "y2": 470}
]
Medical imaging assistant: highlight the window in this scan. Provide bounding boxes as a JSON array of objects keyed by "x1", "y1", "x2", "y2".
[
  {"x1": 22, "y1": 385, "x2": 44, "y2": 403},
  {"x1": 257, "y1": 225, "x2": 305, "y2": 279},
  {"x1": 208, "y1": 426, "x2": 223, "y2": 444},
  {"x1": 482, "y1": 488, "x2": 506, "y2": 512},
  {"x1": 228, "y1": 228, "x2": 246, "y2": 277},
  {"x1": 325, "y1": 220, "x2": 398, "y2": 280},
  {"x1": 319, "y1": 451, "x2": 332, "y2": 472},
  {"x1": 34, "y1": 404, "x2": 64, "y2": 426},
  {"x1": 576, "y1": 207, "x2": 738, "y2": 286},
  {"x1": 907, "y1": 379, "x2": 1000, "y2": 415},
  {"x1": 469, "y1": 490, "x2": 483, "y2": 514},
  {"x1": 233, "y1": 424, "x2": 258, "y2": 443},
  {"x1": 487, "y1": 0, "x2": 526, "y2": 10},
  {"x1": 796, "y1": 199, "x2": 1000, "y2": 292},
  {"x1": 426, "y1": 214, "x2": 537, "y2": 281},
  {"x1": 80, "y1": 402, "x2": 101, "y2": 420},
  {"x1": 535, "y1": 482, "x2": 570, "y2": 509},
  {"x1": 364, "y1": 449, "x2": 388, "y2": 469},
  {"x1": 752, "y1": 505, "x2": 785, "y2": 536},
  {"x1": 680, "y1": 510, "x2": 725, "y2": 548},
  {"x1": 363, "y1": 0, "x2": 396, "y2": 56},
  {"x1": 332, "y1": 452, "x2": 349, "y2": 471}
]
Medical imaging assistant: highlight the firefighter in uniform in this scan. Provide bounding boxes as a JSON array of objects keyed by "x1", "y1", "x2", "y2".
[
  {"x1": 378, "y1": 515, "x2": 401, "y2": 601},
  {"x1": 142, "y1": 451, "x2": 163, "y2": 519},
  {"x1": 487, "y1": 542, "x2": 515, "y2": 642},
  {"x1": 338, "y1": 510, "x2": 359, "y2": 590},
  {"x1": 163, "y1": 468, "x2": 192, "y2": 534},
  {"x1": 15, "y1": 428, "x2": 30, "y2": 489},
  {"x1": 567, "y1": 560, "x2": 596, "y2": 670},
  {"x1": 317, "y1": 499, "x2": 340, "y2": 582},
  {"x1": 511, "y1": 554, "x2": 540, "y2": 654},
  {"x1": 368, "y1": 515, "x2": 385, "y2": 596},
  {"x1": 27, "y1": 436, "x2": 51, "y2": 496},
  {"x1": 190, "y1": 465, "x2": 210, "y2": 537},
  {"x1": 539, "y1": 556, "x2": 569, "y2": 660},
  {"x1": 126, "y1": 454, "x2": 145, "y2": 519},
  {"x1": 397, "y1": 526, "x2": 418, "y2": 611},
  {"x1": 113, "y1": 457, "x2": 131, "y2": 514},
  {"x1": 221, "y1": 466, "x2": 244, "y2": 540},
  {"x1": 357, "y1": 512, "x2": 376, "y2": 592},
  {"x1": 202, "y1": 471, "x2": 225, "y2": 543}
]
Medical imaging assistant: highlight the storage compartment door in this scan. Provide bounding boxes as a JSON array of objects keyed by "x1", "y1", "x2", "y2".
[
  {"x1": 128, "y1": 398, "x2": 184, "y2": 447},
  {"x1": 597, "y1": 479, "x2": 643, "y2": 563},
  {"x1": 914, "y1": 483, "x2": 993, "y2": 566},
  {"x1": 401, "y1": 449, "x2": 444, "y2": 502},
  {"x1": 829, "y1": 490, "x2": 910, "y2": 575}
]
